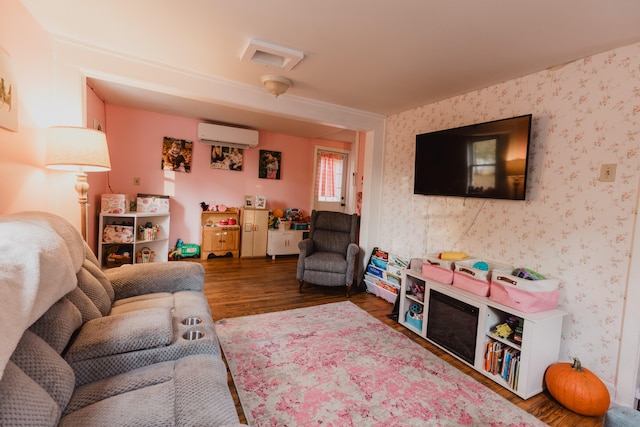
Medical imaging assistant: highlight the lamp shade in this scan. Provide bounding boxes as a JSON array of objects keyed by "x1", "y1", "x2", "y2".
[
  {"x1": 505, "y1": 158, "x2": 526, "y2": 176},
  {"x1": 45, "y1": 126, "x2": 111, "y2": 172}
]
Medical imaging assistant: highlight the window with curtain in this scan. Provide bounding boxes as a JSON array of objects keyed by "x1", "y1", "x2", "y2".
[{"x1": 315, "y1": 151, "x2": 344, "y2": 202}]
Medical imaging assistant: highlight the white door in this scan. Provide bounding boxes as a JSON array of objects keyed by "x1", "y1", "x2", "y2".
[{"x1": 312, "y1": 148, "x2": 349, "y2": 213}]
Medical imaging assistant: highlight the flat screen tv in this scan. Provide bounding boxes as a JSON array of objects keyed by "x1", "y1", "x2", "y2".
[{"x1": 414, "y1": 114, "x2": 532, "y2": 200}]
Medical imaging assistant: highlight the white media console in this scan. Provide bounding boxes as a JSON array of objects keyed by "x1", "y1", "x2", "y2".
[{"x1": 399, "y1": 269, "x2": 566, "y2": 399}]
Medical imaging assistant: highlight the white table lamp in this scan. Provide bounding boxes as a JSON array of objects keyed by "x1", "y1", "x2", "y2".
[{"x1": 45, "y1": 126, "x2": 111, "y2": 241}]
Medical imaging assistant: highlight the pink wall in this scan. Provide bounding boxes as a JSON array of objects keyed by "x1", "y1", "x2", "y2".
[{"x1": 98, "y1": 104, "x2": 360, "y2": 246}]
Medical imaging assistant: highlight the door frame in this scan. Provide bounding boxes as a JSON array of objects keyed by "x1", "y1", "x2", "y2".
[{"x1": 311, "y1": 144, "x2": 357, "y2": 214}]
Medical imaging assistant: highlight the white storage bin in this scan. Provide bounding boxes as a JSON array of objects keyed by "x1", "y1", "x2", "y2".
[{"x1": 453, "y1": 259, "x2": 512, "y2": 297}]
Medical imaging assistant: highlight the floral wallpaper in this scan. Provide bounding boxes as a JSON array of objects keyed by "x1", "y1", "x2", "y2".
[{"x1": 381, "y1": 42, "x2": 640, "y2": 387}]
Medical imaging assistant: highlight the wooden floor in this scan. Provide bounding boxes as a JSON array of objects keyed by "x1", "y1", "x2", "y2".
[{"x1": 199, "y1": 256, "x2": 603, "y2": 427}]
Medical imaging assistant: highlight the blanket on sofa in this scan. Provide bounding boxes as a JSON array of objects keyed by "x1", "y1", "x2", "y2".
[{"x1": 0, "y1": 211, "x2": 84, "y2": 379}]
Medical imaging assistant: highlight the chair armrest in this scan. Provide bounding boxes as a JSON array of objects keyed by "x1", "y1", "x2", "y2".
[
  {"x1": 345, "y1": 243, "x2": 360, "y2": 286},
  {"x1": 298, "y1": 238, "x2": 314, "y2": 256},
  {"x1": 105, "y1": 262, "x2": 204, "y2": 300},
  {"x1": 296, "y1": 238, "x2": 314, "y2": 280}
]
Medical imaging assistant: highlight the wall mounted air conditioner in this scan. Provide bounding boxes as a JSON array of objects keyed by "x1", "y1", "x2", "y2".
[{"x1": 197, "y1": 122, "x2": 259, "y2": 148}]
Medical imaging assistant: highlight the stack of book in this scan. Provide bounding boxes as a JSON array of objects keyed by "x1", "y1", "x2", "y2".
[{"x1": 484, "y1": 341, "x2": 520, "y2": 390}]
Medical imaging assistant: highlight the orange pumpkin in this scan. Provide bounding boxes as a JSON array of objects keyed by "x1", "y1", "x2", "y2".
[{"x1": 544, "y1": 358, "x2": 610, "y2": 416}]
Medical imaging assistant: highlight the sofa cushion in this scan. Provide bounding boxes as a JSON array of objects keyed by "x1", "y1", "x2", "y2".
[
  {"x1": 0, "y1": 361, "x2": 62, "y2": 426},
  {"x1": 10, "y1": 330, "x2": 75, "y2": 411},
  {"x1": 76, "y1": 260, "x2": 113, "y2": 316},
  {"x1": 29, "y1": 297, "x2": 82, "y2": 354},
  {"x1": 65, "y1": 307, "x2": 173, "y2": 362},
  {"x1": 65, "y1": 286, "x2": 104, "y2": 323},
  {"x1": 60, "y1": 354, "x2": 240, "y2": 427},
  {"x1": 110, "y1": 292, "x2": 174, "y2": 314}
]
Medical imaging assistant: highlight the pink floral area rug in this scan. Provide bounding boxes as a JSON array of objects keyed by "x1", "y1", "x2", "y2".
[{"x1": 215, "y1": 301, "x2": 546, "y2": 427}]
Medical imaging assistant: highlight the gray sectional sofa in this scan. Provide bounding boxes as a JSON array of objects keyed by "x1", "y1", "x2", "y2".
[{"x1": 0, "y1": 211, "x2": 244, "y2": 426}]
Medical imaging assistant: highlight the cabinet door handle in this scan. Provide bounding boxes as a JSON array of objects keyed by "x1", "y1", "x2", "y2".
[
  {"x1": 496, "y1": 276, "x2": 518, "y2": 286},
  {"x1": 458, "y1": 267, "x2": 475, "y2": 276}
]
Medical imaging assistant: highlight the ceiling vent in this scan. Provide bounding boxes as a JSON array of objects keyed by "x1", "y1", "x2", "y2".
[{"x1": 241, "y1": 39, "x2": 304, "y2": 71}]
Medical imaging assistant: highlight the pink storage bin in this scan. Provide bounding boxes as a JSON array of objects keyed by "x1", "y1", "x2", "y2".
[
  {"x1": 422, "y1": 263, "x2": 454, "y2": 284},
  {"x1": 489, "y1": 271, "x2": 560, "y2": 313},
  {"x1": 452, "y1": 272, "x2": 491, "y2": 296},
  {"x1": 421, "y1": 254, "x2": 456, "y2": 284}
]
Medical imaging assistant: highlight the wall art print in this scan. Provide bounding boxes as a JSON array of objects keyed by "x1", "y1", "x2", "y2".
[
  {"x1": 161, "y1": 137, "x2": 193, "y2": 173},
  {"x1": 0, "y1": 48, "x2": 18, "y2": 132},
  {"x1": 211, "y1": 145, "x2": 243, "y2": 171},
  {"x1": 259, "y1": 150, "x2": 281, "y2": 179}
]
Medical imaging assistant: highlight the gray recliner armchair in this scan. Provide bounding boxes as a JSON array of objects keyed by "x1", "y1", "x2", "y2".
[{"x1": 297, "y1": 210, "x2": 360, "y2": 296}]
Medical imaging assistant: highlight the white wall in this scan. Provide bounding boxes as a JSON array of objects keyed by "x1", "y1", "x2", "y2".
[{"x1": 381, "y1": 42, "x2": 640, "y2": 403}]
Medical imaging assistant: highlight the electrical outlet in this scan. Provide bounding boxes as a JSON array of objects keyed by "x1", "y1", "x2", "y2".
[
  {"x1": 600, "y1": 164, "x2": 617, "y2": 182},
  {"x1": 134, "y1": 177, "x2": 141, "y2": 186}
]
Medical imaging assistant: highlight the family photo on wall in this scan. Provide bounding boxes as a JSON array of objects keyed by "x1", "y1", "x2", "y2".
[
  {"x1": 259, "y1": 150, "x2": 281, "y2": 179},
  {"x1": 211, "y1": 145, "x2": 243, "y2": 171},
  {"x1": 161, "y1": 137, "x2": 193, "y2": 173}
]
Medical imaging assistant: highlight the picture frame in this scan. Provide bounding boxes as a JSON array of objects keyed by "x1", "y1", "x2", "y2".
[
  {"x1": 259, "y1": 150, "x2": 281, "y2": 179},
  {"x1": 255, "y1": 195, "x2": 266, "y2": 209},
  {"x1": 244, "y1": 195, "x2": 254, "y2": 208},
  {"x1": 161, "y1": 137, "x2": 193, "y2": 173},
  {"x1": 0, "y1": 47, "x2": 18, "y2": 132},
  {"x1": 210, "y1": 145, "x2": 243, "y2": 171}
]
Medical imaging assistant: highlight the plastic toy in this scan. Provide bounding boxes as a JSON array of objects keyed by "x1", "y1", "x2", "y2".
[
  {"x1": 169, "y1": 239, "x2": 201, "y2": 260},
  {"x1": 513, "y1": 267, "x2": 546, "y2": 280}
]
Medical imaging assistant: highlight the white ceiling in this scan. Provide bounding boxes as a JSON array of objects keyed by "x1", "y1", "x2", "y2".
[{"x1": 20, "y1": 0, "x2": 640, "y2": 140}]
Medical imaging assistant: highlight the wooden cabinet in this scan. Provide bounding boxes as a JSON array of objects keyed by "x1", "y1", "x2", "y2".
[
  {"x1": 267, "y1": 229, "x2": 305, "y2": 259},
  {"x1": 98, "y1": 212, "x2": 170, "y2": 269},
  {"x1": 200, "y1": 208, "x2": 240, "y2": 259},
  {"x1": 240, "y1": 208, "x2": 269, "y2": 257},
  {"x1": 399, "y1": 269, "x2": 566, "y2": 399}
]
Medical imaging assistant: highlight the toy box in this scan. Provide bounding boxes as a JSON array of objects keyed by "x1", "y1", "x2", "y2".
[
  {"x1": 136, "y1": 194, "x2": 170, "y2": 213},
  {"x1": 489, "y1": 270, "x2": 560, "y2": 313},
  {"x1": 101, "y1": 194, "x2": 133, "y2": 214},
  {"x1": 453, "y1": 259, "x2": 511, "y2": 297},
  {"x1": 421, "y1": 254, "x2": 456, "y2": 284},
  {"x1": 364, "y1": 275, "x2": 397, "y2": 304},
  {"x1": 405, "y1": 312, "x2": 423, "y2": 331},
  {"x1": 103, "y1": 224, "x2": 134, "y2": 243}
]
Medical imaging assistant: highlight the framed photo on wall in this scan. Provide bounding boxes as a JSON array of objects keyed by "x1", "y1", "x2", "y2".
[
  {"x1": 211, "y1": 145, "x2": 243, "y2": 171},
  {"x1": 255, "y1": 195, "x2": 266, "y2": 209},
  {"x1": 259, "y1": 150, "x2": 281, "y2": 179},
  {"x1": 161, "y1": 137, "x2": 192, "y2": 173},
  {"x1": 0, "y1": 48, "x2": 18, "y2": 132}
]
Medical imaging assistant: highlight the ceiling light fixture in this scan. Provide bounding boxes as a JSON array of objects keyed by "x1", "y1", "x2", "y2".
[{"x1": 261, "y1": 75, "x2": 292, "y2": 97}]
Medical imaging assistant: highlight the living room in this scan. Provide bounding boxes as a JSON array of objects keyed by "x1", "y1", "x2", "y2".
[{"x1": 3, "y1": 0, "x2": 640, "y2": 423}]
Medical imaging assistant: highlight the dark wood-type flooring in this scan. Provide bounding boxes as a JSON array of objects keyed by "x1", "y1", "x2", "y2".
[{"x1": 199, "y1": 256, "x2": 603, "y2": 426}]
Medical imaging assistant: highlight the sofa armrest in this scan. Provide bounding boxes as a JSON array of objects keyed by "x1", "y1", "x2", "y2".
[{"x1": 105, "y1": 262, "x2": 204, "y2": 300}]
